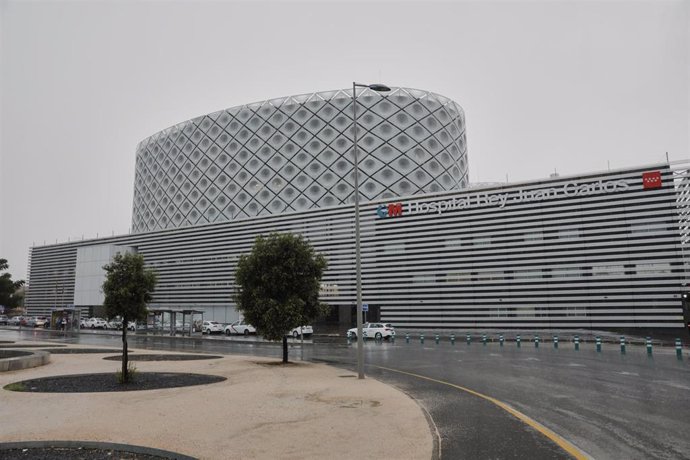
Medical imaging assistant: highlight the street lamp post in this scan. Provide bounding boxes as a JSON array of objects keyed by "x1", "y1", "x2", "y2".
[{"x1": 352, "y1": 82, "x2": 391, "y2": 379}]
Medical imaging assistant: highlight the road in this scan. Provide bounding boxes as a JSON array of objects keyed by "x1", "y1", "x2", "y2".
[
  {"x1": 3, "y1": 328, "x2": 689, "y2": 459},
  {"x1": 328, "y1": 341, "x2": 690, "y2": 460}
]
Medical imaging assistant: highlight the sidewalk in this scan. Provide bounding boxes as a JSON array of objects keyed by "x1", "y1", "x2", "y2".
[{"x1": 0, "y1": 342, "x2": 433, "y2": 459}]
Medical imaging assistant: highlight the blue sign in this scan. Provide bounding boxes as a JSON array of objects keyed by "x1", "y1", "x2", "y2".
[{"x1": 362, "y1": 303, "x2": 369, "y2": 312}]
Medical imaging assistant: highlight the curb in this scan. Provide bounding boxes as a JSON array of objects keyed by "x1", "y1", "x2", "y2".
[{"x1": 0, "y1": 350, "x2": 51, "y2": 372}]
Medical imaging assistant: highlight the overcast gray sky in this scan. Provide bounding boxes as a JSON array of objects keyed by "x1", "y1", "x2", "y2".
[{"x1": 1, "y1": 0, "x2": 688, "y2": 280}]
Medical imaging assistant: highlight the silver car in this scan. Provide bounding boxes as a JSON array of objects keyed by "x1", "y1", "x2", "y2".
[{"x1": 9, "y1": 316, "x2": 24, "y2": 326}]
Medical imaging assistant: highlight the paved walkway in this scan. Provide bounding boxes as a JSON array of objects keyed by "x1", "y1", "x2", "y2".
[{"x1": 0, "y1": 341, "x2": 433, "y2": 459}]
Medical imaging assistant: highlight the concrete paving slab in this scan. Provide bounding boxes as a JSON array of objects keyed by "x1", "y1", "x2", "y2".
[{"x1": 0, "y1": 344, "x2": 433, "y2": 459}]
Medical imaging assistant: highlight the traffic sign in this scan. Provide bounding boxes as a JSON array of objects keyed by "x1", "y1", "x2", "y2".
[{"x1": 362, "y1": 303, "x2": 369, "y2": 312}]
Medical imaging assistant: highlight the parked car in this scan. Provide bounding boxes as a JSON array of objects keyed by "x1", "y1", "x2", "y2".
[
  {"x1": 84, "y1": 317, "x2": 109, "y2": 329},
  {"x1": 0, "y1": 315, "x2": 8, "y2": 325},
  {"x1": 80, "y1": 319, "x2": 87, "y2": 329},
  {"x1": 9, "y1": 316, "x2": 23, "y2": 326},
  {"x1": 290, "y1": 325, "x2": 313, "y2": 338},
  {"x1": 107, "y1": 318, "x2": 136, "y2": 331},
  {"x1": 347, "y1": 322, "x2": 395, "y2": 340},
  {"x1": 175, "y1": 321, "x2": 191, "y2": 331},
  {"x1": 33, "y1": 316, "x2": 48, "y2": 328},
  {"x1": 166, "y1": 320, "x2": 187, "y2": 330},
  {"x1": 224, "y1": 319, "x2": 256, "y2": 336},
  {"x1": 202, "y1": 320, "x2": 224, "y2": 334}
]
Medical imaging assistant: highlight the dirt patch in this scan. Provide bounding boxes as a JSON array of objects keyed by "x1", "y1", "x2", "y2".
[
  {"x1": 103, "y1": 354, "x2": 222, "y2": 361},
  {"x1": 4, "y1": 372, "x2": 226, "y2": 393}
]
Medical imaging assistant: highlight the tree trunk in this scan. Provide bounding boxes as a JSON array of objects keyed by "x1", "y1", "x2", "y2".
[
  {"x1": 122, "y1": 320, "x2": 129, "y2": 382},
  {"x1": 282, "y1": 335, "x2": 288, "y2": 363}
]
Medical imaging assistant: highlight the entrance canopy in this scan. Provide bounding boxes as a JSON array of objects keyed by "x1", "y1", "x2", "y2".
[
  {"x1": 50, "y1": 307, "x2": 81, "y2": 332},
  {"x1": 146, "y1": 308, "x2": 205, "y2": 336}
]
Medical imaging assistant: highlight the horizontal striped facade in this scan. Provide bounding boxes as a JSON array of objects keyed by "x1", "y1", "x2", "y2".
[{"x1": 25, "y1": 163, "x2": 689, "y2": 329}]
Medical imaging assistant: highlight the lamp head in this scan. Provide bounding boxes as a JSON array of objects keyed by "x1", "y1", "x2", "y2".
[{"x1": 367, "y1": 84, "x2": 391, "y2": 92}]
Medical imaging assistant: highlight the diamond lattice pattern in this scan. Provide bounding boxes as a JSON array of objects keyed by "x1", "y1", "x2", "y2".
[{"x1": 131, "y1": 87, "x2": 469, "y2": 233}]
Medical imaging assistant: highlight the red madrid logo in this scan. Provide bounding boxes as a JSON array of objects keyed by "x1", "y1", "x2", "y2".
[{"x1": 642, "y1": 171, "x2": 661, "y2": 189}]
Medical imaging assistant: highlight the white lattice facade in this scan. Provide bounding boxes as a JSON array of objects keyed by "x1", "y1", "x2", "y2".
[{"x1": 132, "y1": 87, "x2": 468, "y2": 233}]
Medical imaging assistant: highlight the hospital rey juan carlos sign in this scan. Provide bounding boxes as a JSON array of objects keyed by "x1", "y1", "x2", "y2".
[{"x1": 377, "y1": 171, "x2": 662, "y2": 219}]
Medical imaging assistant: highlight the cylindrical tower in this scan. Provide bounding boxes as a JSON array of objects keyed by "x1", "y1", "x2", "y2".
[{"x1": 131, "y1": 87, "x2": 468, "y2": 233}]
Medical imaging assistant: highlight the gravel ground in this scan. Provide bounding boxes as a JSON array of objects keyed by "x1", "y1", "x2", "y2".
[
  {"x1": 0, "y1": 345, "x2": 66, "y2": 348},
  {"x1": 41, "y1": 349, "x2": 128, "y2": 354},
  {"x1": 0, "y1": 447, "x2": 171, "y2": 459},
  {"x1": 5, "y1": 372, "x2": 226, "y2": 393},
  {"x1": 103, "y1": 354, "x2": 222, "y2": 361}
]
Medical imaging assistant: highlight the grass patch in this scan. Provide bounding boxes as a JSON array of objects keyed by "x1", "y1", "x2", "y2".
[
  {"x1": 4, "y1": 382, "x2": 26, "y2": 391},
  {"x1": 115, "y1": 361, "x2": 138, "y2": 384}
]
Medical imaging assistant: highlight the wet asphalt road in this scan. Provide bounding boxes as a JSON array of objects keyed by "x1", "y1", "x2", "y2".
[
  {"x1": 356, "y1": 361, "x2": 568, "y2": 460},
  {"x1": 348, "y1": 342, "x2": 690, "y2": 460},
  {"x1": 4, "y1": 328, "x2": 690, "y2": 460}
]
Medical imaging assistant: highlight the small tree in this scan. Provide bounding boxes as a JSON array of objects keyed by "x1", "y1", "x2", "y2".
[
  {"x1": 102, "y1": 252, "x2": 157, "y2": 383},
  {"x1": 235, "y1": 233, "x2": 328, "y2": 363},
  {"x1": 0, "y1": 258, "x2": 25, "y2": 311}
]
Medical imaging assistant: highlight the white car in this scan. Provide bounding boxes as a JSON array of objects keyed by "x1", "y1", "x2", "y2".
[
  {"x1": 84, "y1": 317, "x2": 109, "y2": 329},
  {"x1": 224, "y1": 319, "x2": 256, "y2": 336},
  {"x1": 347, "y1": 322, "x2": 395, "y2": 340},
  {"x1": 290, "y1": 325, "x2": 313, "y2": 338},
  {"x1": 108, "y1": 318, "x2": 136, "y2": 331},
  {"x1": 33, "y1": 317, "x2": 48, "y2": 328},
  {"x1": 202, "y1": 320, "x2": 224, "y2": 334}
]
